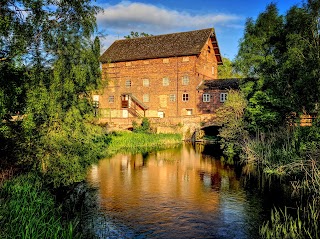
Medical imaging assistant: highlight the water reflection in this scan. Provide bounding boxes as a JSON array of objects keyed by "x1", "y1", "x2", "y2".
[{"x1": 86, "y1": 143, "x2": 264, "y2": 239}]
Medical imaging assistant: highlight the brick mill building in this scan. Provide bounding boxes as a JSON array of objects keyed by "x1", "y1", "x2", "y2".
[{"x1": 97, "y1": 28, "x2": 235, "y2": 124}]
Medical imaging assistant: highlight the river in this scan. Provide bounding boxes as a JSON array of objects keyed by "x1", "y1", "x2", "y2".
[{"x1": 80, "y1": 143, "x2": 285, "y2": 239}]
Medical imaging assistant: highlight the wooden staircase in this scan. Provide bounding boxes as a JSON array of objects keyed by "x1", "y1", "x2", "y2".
[{"x1": 121, "y1": 93, "x2": 148, "y2": 117}]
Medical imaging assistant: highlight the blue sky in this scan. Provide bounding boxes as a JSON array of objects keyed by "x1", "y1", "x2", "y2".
[{"x1": 96, "y1": 0, "x2": 303, "y2": 59}]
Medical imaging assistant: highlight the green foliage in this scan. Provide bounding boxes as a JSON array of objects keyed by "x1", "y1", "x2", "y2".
[
  {"x1": 216, "y1": 90, "x2": 248, "y2": 158},
  {"x1": 0, "y1": 0, "x2": 106, "y2": 187},
  {"x1": 0, "y1": 173, "x2": 81, "y2": 239},
  {"x1": 218, "y1": 57, "x2": 243, "y2": 79},
  {"x1": 105, "y1": 131, "x2": 182, "y2": 156},
  {"x1": 260, "y1": 202, "x2": 319, "y2": 239},
  {"x1": 124, "y1": 31, "x2": 153, "y2": 39},
  {"x1": 236, "y1": 2, "x2": 320, "y2": 130},
  {"x1": 132, "y1": 117, "x2": 151, "y2": 133}
]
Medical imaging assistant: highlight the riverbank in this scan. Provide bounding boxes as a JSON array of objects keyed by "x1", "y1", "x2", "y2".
[
  {"x1": 104, "y1": 131, "x2": 182, "y2": 156},
  {"x1": 0, "y1": 131, "x2": 182, "y2": 238},
  {"x1": 240, "y1": 127, "x2": 320, "y2": 238}
]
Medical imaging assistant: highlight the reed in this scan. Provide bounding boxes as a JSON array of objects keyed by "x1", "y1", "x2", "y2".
[
  {"x1": 260, "y1": 201, "x2": 319, "y2": 239},
  {"x1": 0, "y1": 173, "x2": 81, "y2": 239},
  {"x1": 105, "y1": 131, "x2": 182, "y2": 156}
]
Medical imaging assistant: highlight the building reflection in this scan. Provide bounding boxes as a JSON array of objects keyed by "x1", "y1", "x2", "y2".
[{"x1": 88, "y1": 144, "x2": 244, "y2": 215}]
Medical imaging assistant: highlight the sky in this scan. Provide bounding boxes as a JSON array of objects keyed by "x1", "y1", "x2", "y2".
[{"x1": 96, "y1": 0, "x2": 304, "y2": 60}]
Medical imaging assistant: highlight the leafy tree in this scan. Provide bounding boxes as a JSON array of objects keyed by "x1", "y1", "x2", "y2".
[
  {"x1": 235, "y1": 1, "x2": 320, "y2": 131},
  {"x1": 124, "y1": 31, "x2": 153, "y2": 39},
  {"x1": 218, "y1": 57, "x2": 243, "y2": 79},
  {"x1": 216, "y1": 90, "x2": 248, "y2": 159},
  {"x1": 0, "y1": 1, "x2": 106, "y2": 186}
]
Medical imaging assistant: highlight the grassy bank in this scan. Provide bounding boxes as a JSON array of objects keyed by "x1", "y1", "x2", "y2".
[
  {"x1": 0, "y1": 173, "x2": 80, "y2": 239},
  {"x1": 105, "y1": 131, "x2": 182, "y2": 156},
  {"x1": 240, "y1": 127, "x2": 320, "y2": 238},
  {"x1": 0, "y1": 130, "x2": 182, "y2": 238}
]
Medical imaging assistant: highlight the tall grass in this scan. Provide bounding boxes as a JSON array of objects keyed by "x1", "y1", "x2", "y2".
[
  {"x1": 0, "y1": 173, "x2": 81, "y2": 239},
  {"x1": 105, "y1": 131, "x2": 182, "y2": 156},
  {"x1": 241, "y1": 127, "x2": 320, "y2": 238},
  {"x1": 260, "y1": 201, "x2": 319, "y2": 239}
]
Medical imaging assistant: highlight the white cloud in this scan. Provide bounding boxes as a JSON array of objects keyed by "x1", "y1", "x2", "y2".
[{"x1": 97, "y1": 1, "x2": 243, "y2": 34}]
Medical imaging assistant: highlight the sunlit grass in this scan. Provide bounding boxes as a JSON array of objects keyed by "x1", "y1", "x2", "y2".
[
  {"x1": 105, "y1": 131, "x2": 182, "y2": 156},
  {"x1": 0, "y1": 173, "x2": 81, "y2": 239}
]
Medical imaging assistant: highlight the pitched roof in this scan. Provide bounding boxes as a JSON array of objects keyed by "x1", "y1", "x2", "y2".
[{"x1": 100, "y1": 28, "x2": 222, "y2": 64}]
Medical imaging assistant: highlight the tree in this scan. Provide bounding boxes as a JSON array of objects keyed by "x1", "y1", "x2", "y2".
[
  {"x1": 218, "y1": 57, "x2": 243, "y2": 78},
  {"x1": 216, "y1": 90, "x2": 248, "y2": 159},
  {"x1": 124, "y1": 31, "x2": 153, "y2": 39},
  {"x1": 0, "y1": 0, "x2": 105, "y2": 186},
  {"x1": 235, "y1": 1, "x2": 320, "y2": 131}
]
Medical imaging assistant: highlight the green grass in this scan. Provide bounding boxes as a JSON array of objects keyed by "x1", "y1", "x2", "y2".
[
  {"x1": 105, "y1": 131, "x2": 182, "y2": 156},
  {"x1": 0, "y1": 173, "x2": 81, "y2": 239}
]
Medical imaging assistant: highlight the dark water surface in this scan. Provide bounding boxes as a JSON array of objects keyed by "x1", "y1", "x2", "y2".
[{"x1": 83, "y1": 143, "x2": 280, "y2": 239}]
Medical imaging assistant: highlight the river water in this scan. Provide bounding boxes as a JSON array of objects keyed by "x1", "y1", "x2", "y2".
[{"x1": 82, "y1": 143, "x2": 282, "y2": 239}]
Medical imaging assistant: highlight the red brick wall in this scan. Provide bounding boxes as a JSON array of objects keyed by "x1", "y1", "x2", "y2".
[{"x1": 99, "y1": 38, "x2": 220, "y2": 118}]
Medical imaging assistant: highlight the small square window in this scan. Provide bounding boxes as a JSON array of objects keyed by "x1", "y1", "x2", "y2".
[
  {"x1": 163, "y1": 58, "x2": 169, "y2": 64},
  {"x1": 203, "y1": 93, "x2": 210, "y2": 102},
  {"x1": 169, "y1": 94, "x2": 176, "y2": 102},
  {"x1": 143, "y1": 79, "x2": 150, "y2": 87},
  {"x1": 182, "y1": 93, "x2": 189, "y2": 102},
  {"x1": 108, "y1": 95, "x2": 114, "y2": 103},
  {"x1": 220, "y1": 93, "x2": 228, "y2": 102},
  {"x1": 182, "y1": 57, "x2": 189, "y2": 62},
  {"x1": 186, "y1": 109, "x2": 193, "y2": 115},
  {"x1": 143, "y1": 94, "x2": 149, "y2": 102},
  {"x1": 163, "y1": 77, "x2": 169, "y2": 86},
  {"x1": 182, "y1": 75, "x2": 189, "y2": 85},
  {"x1": 125, "y1": 80, "x2": 131, "y2": 87}
]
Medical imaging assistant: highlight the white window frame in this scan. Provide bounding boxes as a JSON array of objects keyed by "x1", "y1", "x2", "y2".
[
  {"x1": 143, "y1": 94, "x2": 149, "y2": 102},
  {"x1": 108, "y1": 95, "x2": 114, "y2": 103},
  {"x1": 182, "y1": 93, "x2": 189, "y2": 102},
  {"x1": 125, "y1": 79, "x2": 131, "y2": 87},
  {"x1": 220, "y1": 93, "x2": 228, "y2": 102},
  {"x1": 203, "y1": 93, "x2": 210, "y2": 102},
  {"x1": 162, "y1": 77, "x2": 169, "y2": 86},
  {"x1": 169, "y1": 94, "x2": 176, "y2": 102},
  {"x1": 182, "y1": 75, "x2": 189, "y2": 85},
  {"x1": 143, "y1": 78, "x2": 150, "y2": 87}
]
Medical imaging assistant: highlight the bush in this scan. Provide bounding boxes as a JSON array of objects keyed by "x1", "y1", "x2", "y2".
[{"x1": 132, "y1": 117, "x2": 151, "y2": 133}]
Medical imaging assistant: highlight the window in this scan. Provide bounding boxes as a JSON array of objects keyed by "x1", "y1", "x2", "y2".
[
  {"x1": 182, "y1": 57, "x2": 189, "y2": 62},
  {"x1": 162, "y1": 77, "x2": 169, "y2": 86},
  {"x1": 203, "y1": 93, "x2": 210, "y2": 102},
  {"x1": 186, "y1": 109, "x2": 193, "y2": 115},
  {"x1": 182, "y1": 93, "x2": 189, "y2": 102},
  {"x1": 108, "y1": 95, "x2": 114, "y2": 103},
  {"x1": 125, "y1": 80, "x2": 131, "y2": 87},
  {"x1": 220, "y1": 93, "x2": 228, "y2": 102},
  {"x1": 212, "y1": 66, "x2": 215, "y2": 75},
  {"x1": 143, "y1": 79, "x2": 149, "y2": 87},
  {"x1": 182, "y1": 75, "x2": 189, "y2": 85},
  {"x1": 143, "y1": 94, "x2": 149, "y2": 102},
  {"x1": 169, "y1": 94, "x2": 176, "y2": 102},
  {"x1": 163, "y1": 58, "x2": 169, "y2": 64}
]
